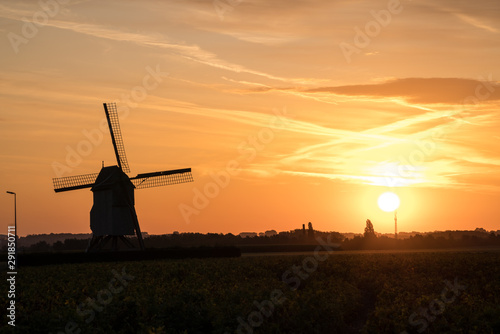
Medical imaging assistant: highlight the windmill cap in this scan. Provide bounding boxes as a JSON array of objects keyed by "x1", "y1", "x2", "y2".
[{"x1": 91, "y1": 166, "x2": 135, "y2": 191}]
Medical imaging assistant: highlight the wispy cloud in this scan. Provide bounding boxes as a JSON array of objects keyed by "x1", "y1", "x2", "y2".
[
  {"x1": 180, "y1": 75, "x2": 500, "y2": 192},
  {"x1": 147, "y1": 87, "x2": 500, "y2": 192},
  {"x1": 453, "y1": 12, "x2": 499, "y2": 33},
  {"x1": 0, "y1": 2, "x2": 317, "y2": 85}
]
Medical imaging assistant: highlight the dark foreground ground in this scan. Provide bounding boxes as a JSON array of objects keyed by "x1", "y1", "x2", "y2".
[{"x1": 1, "y1": 250, "x2": 499, "y2": 334}]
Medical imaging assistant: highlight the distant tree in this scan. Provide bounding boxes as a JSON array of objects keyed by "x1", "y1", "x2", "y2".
[{"x1": 364, "y1": 219, "x2": 376, "y2": 239}]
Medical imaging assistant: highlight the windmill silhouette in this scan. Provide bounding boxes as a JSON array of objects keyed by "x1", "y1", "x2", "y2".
[{"x1": 53, "y1": 103, "x2": 193, "y2": 252}]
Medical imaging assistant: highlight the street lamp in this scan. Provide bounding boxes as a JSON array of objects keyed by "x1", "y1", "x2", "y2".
[{"x1": 6, "y1": 191, "x2": 17, "y2": 267}]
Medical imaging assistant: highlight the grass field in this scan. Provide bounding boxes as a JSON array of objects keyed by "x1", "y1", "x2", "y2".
[{"x1": 2, "y1": 250, "x2": 500, "y2": 333}]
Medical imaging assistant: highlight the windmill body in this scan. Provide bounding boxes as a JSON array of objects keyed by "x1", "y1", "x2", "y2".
[
  {"x1": 90, "y1": 166, "x2": 136, "y2": 236},
  {"x1": 53, "y1": 103, "x2": 193, "y2": 252}
]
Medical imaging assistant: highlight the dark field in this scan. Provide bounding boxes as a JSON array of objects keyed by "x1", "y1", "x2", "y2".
[{"x1": 2, "y1": 250, "x2": 500, "y2": 334}]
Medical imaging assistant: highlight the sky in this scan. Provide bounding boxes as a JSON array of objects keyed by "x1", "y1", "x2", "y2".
[{"x1": 1, "y1": 0, "x2": 500, "y2": 236}]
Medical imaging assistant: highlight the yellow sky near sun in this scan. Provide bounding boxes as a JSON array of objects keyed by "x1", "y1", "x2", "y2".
[{"x1": 1, "y1": 0, "x2": 500, "y2": 236}]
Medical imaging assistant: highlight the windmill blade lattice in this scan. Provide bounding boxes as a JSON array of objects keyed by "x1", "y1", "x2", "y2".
[
  {"x1": 131, "y1": 168, "x2": 193, "y2": 189},
  {"x1": 104, "y1": 102, "x2": 130, "y2": 173},
  {"x1": 53, "y1": 172, "x2": 99, "y2": 192}
]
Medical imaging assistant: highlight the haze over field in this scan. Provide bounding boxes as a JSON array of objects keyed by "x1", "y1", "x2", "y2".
[{"x1": 1, "y1": 0, "x2": 500, "y2": 236}]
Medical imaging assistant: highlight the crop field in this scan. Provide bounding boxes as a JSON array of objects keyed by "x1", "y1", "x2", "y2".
[{"x1": 2, "y1": 250, "x2": 500, "y2": 334}]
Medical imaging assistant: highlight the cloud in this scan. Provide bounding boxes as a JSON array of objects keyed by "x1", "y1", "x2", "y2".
[
  {"x1": 0, "y1": 3, "x2": 314, "y2": 85},
  {"x1": 453, "y1": 13, "x2": 498, "y2": 33},
  {"x1": 146, "y1": 76, "x2": 500, "y2": 193},
  {"x1": 304, "y1": 78, "x2": 500, "y2": 104},
  {"x1": 432, "y1": 3, "x2": 500, "y2": 34}
]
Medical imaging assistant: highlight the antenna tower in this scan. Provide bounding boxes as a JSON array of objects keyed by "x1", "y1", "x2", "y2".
[{"x1": 394, "y1": 210, "x2": 398, "y2": 239}]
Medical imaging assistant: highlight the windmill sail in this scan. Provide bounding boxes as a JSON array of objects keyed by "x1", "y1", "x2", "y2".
[
  {"x1": 131, "y1": 168, "x2": 193, "y2": 189},
  {"x1": 53, "y1": 172, "x2": 99, "y2": 193},
  {"x1": 103, "y1": 102, "x2": 130, "y2": 173}
]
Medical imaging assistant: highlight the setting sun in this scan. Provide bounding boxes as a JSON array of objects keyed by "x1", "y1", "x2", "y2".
[{"x1": 378, "y1": 192, "x2": 400, "y2": 212}]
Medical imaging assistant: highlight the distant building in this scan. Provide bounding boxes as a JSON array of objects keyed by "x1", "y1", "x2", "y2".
[
  {"x1": 239, "y1": 232, "x2": 258, "y2": 238},
  {"x1": 308, "y1": 222, "x2": 314, "y2": 240}
]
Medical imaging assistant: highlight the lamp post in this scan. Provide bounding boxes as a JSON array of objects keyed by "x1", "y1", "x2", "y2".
[{"x1": 6, "y1": 191, "x2": 17, "y2": 267}]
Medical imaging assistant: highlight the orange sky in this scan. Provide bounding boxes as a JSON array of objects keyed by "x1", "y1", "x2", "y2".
[{"x1": 1, "y1": 0, "x2": 500, "y2": 236}]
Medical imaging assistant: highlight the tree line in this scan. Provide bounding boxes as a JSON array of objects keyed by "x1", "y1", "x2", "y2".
[{"x1": 2, "y1": 224, "x2": 499, "y2": 253}]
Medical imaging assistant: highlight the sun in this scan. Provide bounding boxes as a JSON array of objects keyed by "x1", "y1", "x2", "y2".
[{"x1": 378, "y1": 192, "x2": 400, "y2": 212}]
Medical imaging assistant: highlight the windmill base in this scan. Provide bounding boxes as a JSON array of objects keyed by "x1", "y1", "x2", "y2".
[{"x1": 86, "y1": 235, "x2": 143, "y2": 252}]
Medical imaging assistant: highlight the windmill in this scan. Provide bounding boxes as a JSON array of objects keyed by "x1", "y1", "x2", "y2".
[{"x1": 53, "y1": 103, "x2": 193, "y2": 252}]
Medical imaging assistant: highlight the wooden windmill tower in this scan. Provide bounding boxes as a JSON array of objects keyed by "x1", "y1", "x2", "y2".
[{"x1": 53, "y1": 103, "x2": 193, "y2": 252}]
